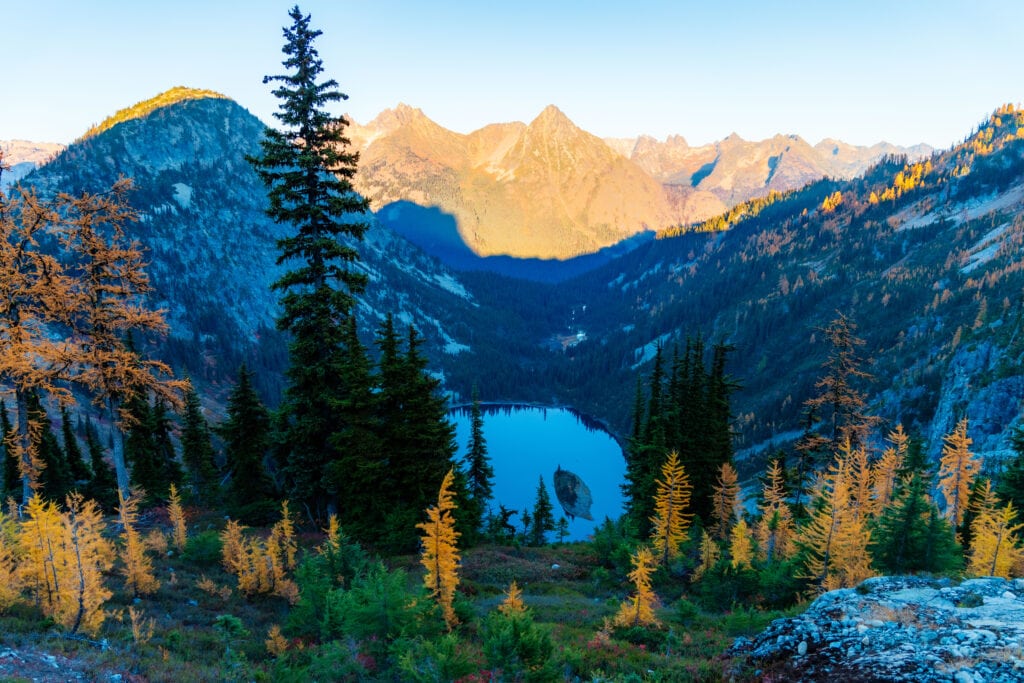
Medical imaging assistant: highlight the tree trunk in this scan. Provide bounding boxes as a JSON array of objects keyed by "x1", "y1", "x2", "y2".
[
  {"x1": 17, "y1": 388, "x2": 32, "y2": 504},
  {"x1": 106, "y1": 396, "x2": 130, "y2": 499}
]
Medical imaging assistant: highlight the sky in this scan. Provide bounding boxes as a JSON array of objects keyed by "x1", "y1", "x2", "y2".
[{"x1": 3, "y1": 1, "x2": 1022, "y2": 149}]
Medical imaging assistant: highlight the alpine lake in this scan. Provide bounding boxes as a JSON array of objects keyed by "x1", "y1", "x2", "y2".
[{"x1": 450, "y1": 405, "x2": 626, "y2": 542}]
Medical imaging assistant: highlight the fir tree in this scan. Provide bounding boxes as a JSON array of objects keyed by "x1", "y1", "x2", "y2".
[
  {"x1": 27, "y1": 392, "x2": 72, "y2": 502},
  {"x1": 60, "y1": 406, "x2": 91, "y2": 484},
  {"x1": 996, "y1": 425, "x2": 1024, "y2": 512},
  {"x1": 0, "y1": 400, "x2": 19, "y2": 502},
  {"x1": 82, "y1": 421, "x2": 118, "y2": 512},
  {"x1": 529, "y1": 476, "x2": 555, "y2": 546},
  {"x1": 219, "y1": 364, "x2": 275, "y2": 513},
  {"x1": 179, "y1": 385, "x2": 218, "y2": 505},
  {"x1": 463, "y1": 386, "x2": 494, "y2": 542},
  {"x1": 870, "y1": 473, "x2": 961, "y2": 574},
  {"x1": 248, "y1": 5, "x2": 370, "y2": 522}
]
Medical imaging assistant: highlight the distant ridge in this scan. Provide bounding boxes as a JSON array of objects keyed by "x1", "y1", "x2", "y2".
[{"x1": 77, "y1": 86, "x2": 229, "y2": 142}]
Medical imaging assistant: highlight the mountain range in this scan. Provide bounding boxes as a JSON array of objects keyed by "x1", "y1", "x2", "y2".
[
  {"x1": 346, "y1": 104, "x2": 930, "y2": 264},
  {"x1": 8, "y1": 88, "x2": 1024, "y2": 471}
]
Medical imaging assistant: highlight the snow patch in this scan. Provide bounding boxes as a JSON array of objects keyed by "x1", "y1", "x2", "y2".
[{"x1": 171, "y1": 183, "x2": 193, "y2": 209}]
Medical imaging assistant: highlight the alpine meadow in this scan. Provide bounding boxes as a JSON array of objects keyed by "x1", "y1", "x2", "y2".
[{"x1": 3, "y1": 3, "x2": 1024, "y2": 681}]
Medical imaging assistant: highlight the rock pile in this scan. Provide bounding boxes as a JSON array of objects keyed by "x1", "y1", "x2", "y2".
[{"x1": 731, "y1": 576, "x2": 1024, "y2": 682}]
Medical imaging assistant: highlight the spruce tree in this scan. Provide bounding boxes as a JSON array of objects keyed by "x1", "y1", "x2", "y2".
[
  {"x1": 996, "y1": 425, "x2": 1024, "y2": 511},
  {"x1": 248, "y1": 5, "x2": 370, "y2": 521},
  {"x1": 179, "y1": 385, "x2": 219, "y2": 505},
  {"x1": 529, "y1": 477, "x2": 555, "y2": 546},
  {"x1": 0, "y1": 400, "x2": 18, "y2": 502},
  {"x1": 60, "y1": 406, "x2": 91, "y2": 483},
  {"x1": 870, "y1": 473, "x2": 961, "y2": 574},
  {"x1": 28, "y1": 392, "x2": 73, "y2": 502},
  {"x1": 83, "y1": 421, "x2": 118, "y2": 512},
  {"x1": 219, "y1": 364, "x2": 275, "y2": 513},
  {"x1": 463, "y1": 386, "x2": 494, "y2": 541}
]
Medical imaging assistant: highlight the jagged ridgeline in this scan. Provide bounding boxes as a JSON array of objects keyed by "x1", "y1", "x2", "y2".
[{"x1": 22, "y1": 88, "x2": 483, "y2": 401}]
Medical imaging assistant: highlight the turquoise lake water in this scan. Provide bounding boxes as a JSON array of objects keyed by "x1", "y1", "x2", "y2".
[{"x1": 451, "y1": 406, "x2": 625, "y2": 542}]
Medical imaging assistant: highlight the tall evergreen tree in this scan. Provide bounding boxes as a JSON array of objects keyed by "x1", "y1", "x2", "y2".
[
  {"x1": 83, "y1": 421, "x2": 118, "y2": 512},
  {"x1": 996, "y1": 425, "x2": 1024, "y2": 511},
  {"x1": 376, "y1": 320, "x2": 458, "y2": 551},
  {"x1": 870, "y1": 473, "x2": 961, "y2": 574},
  {"x1": 27, "y1": 392, "x2": 73, "y2": 502},
  {"x1": 60, "y1": 406, "x2": 91, "y2": 484},
  {"x1": 529, "y1": 477, "x2": 555, "y2": 547},
  {"x1": 179, "y1": 385, "x2": 218, "y2": 505},
  {"x1": 463, "y1": 386, "x2": 494, "y2": 541},
  {"x1": 0, "y1": 400, "x2": 18, "y2": 502},
  {"x1": 248, "y1": 5, "x2": 370, "y2": 522},
  {"x1": 125, "y1": 395, "x2": 181, "y2": 500},
  {"x1": 219, "y1": 364, "x2": 275, "y2": 513}
]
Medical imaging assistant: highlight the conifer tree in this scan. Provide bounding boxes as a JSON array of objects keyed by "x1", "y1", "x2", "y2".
[
  {"x1": 60, "y1": 179, "x2": 185, "y2": 501},
  {"x1": 0, "y1": 401, "x2": 17, "y2": 502},
  {"x1": 649, "y1": 451, "x2": 693, "y2": 565},
  {"x1": 0, "y1": 509, "x2": 18, "y2": 610},
  {"x1": 219, "y1": 364, "x2": 275, "y2": 513},
  {"x1": 167, "y1": 483, "x2": 187, "y2": 552},
  {"x1": 60, "y1": 406, "x2": 90, "y2": 484},
  {"x1": 996, "y1": 425, "x2": 1024, "y2": 512},
  {"x1": 82, "y1": 421, "x2": 117, "y2": 512},
  {"x1": 938, "y1": 418, "x2": 981, "y2": 531},
  {"x1": 729, "y1": 518, "x2": 754, "y2": 571},
  {"x1": 755, "y1": 459, "x2": 796, "y2": 562},
  {"x1": 967, "y1": 502, "x2": 1024, "y2": 578},
  {"x1": 498, "y1": 580, "x2": 526, "y2": 616},
  {"x1": 179, "y1": 385, "x2": 218, "y2": 505},
  {"x1": 118, "y1": 489, "x2": 159, "y2": 596},
  {"x1": 710, "y1": 462, "x2": 740, "y2": 540},
  {"x1": 417, "y1": 469, "x2": 460, "y2": 630},
  {"x1": 463, "y1": 386, "x2": 493, "y2": 541},
  {"x1": 530, "y1": 477, "x2": 555, "y2": 546},
  {"x1": 803, "y1": 313, "x2": 879, "y2": 453},
  {"x1": 693, "y1": 530, "x2": 721, "y2": 582},
  {"x1": 26, "y1": 392, "x2": 72, "y2": 502},
  {"x1": 613, "y1": 546, "x2": 660, "y2": 628},
  {"x1": 871, "y1": 425, "x2": 907, "y2": 515},
  {"x1": 870, "y1": 473, "x2": 961, "y2": 574},
  {"x1": 248, "y1": 5, "x2": 370, "y2": 522}
]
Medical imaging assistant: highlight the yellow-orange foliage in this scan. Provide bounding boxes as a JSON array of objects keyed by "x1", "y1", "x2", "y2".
[
  {"x1": 729, "y1": 518, "x2": 754, "y2": 571},
  {"x1": 755, "y1": 459, "x2": 795, "y2": 562},
  {"x1": 613, "y1": 546, "x2": 661, "y2": 628},
  {"x1": 0, "y1": 511, "x2": 18, "y2": 611},
  {"x1": 967, "y1": 501, "x2": 1024, "y2": 578},
  {"x1": 167, "y1": 483, "x2": 187, "y2": 552},
  {"x1": 871, "y1": 425, "x2": 907, "y2": 515},
  {"x1": 417, "y1": 468, "x2": 461, "y2": 630},
  {"x1": 709, "y1": 462, "x2": 739, "y2": 540},
  {"x1": 692, "y1": 530, "x2": 721, "y2": 582},
  {"x1": 797, "y1": 452, "x2": 875, "y2": 594},
  {"x1": 118, "y1": 490, "x2": 159, "y2": 596},
  {"x1": 649, "y1": 451, "x2": 693, "y2": 565},
  {"x1": 219, "y1": 502, "x2": 298, "y2": 603},
  {"x1": 938, "y1": 418, "x2": 981, "y2": 529},
  {"x1": 18, "y1": 494, "x2": 114, "y2": 634},
  {"x1": 265, "y1": 624, "x2": 289, "y2": 657},
  {"x1": 821, "y1": 191, "x2": 843, "y2": 214},
  {"x1": 499, "y1": 580, "x2": 527, "y2": 616}
]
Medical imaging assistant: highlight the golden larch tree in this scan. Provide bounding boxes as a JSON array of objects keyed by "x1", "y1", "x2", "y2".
[
  {"x1": 613, "y1": 546, "x2": 661, "y2": 628},
  {"x1": 60, "y1": 493, "x2": 114, "y2": 634},
  {"x1": 118, "y1": 489, "x2": 159, "y2": 596},
  {"x1": 755, "y1": 459, "x2": 796, "y2": 562},
  {"x1": 870, "y1": 425, "x2": 907, "y2": 515},
  {"x1": 649, "y1": 451, "x2": 693, "y2": 566},
  {"x1": 709, "y1": 462, "x2": 740, "y2": 540},
  {"x1": 692, "y1": 529, "x2": 721, "y2": 582},
  {"x1": 167, "y1": 483, "x2": 187, "y2": 552},
  {"x1": 219, "y1": 503, "x2": 298, "y2": 603},
  {"x1": 938, "y1": 418, "x2": 981, "y2": 530},
  {"x1": 498, "y1": 580, "x2": 526, "y2": 616},
  {"x1": 967, "y1": 501, "x2": 1024, "y2": 578},
  {"x1": 729, "y1": 518, "x2": 754, "y2": 571},
  {"x1": 797, "y1": 451, "x2": 875, "y2": 594},
  {"x1": 0, "y1": 509, "x2": 19, "y2": 610},
  {"x1": 417, "y1": 468, "x2": 461, "y2": 630}
]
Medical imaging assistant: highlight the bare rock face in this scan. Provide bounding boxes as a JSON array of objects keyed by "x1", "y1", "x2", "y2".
[
  {"x1": 553, "y1": 466, "x2": 593, "y2": 521},
  {"x1": 731, "y1": 576, "x2": 1024, "y2": 682}
]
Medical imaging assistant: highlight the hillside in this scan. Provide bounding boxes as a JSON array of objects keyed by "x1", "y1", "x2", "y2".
[
  {"x1": 492, "y1": 105, "x2": 1024, "y2": 466},
  {"x1": 22, "y1": 90, "x2": 485, "y2": 403}
]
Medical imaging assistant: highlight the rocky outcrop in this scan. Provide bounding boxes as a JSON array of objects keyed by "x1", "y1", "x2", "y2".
[{"x1": 731, "y1": 576, "x2": 1024, "y2": 682}]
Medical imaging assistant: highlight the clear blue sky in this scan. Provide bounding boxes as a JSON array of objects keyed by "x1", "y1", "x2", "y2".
[{"x1": 4, "y1": 1, "x2": 1021, "y2": 148}]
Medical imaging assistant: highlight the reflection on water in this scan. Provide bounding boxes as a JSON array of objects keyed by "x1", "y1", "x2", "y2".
[{"x1": 450, "y1": 405, "x2": 625, "y2": 542}]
